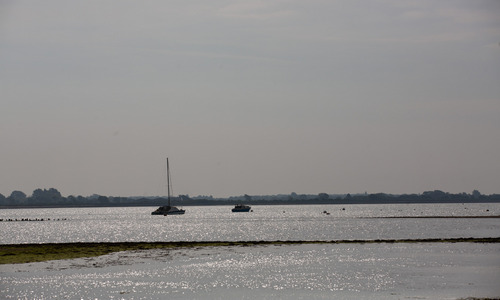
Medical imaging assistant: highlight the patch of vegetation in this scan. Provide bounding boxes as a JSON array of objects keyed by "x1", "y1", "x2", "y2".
[{"x1": 1, "y1": 238, "x2": 499, "y2": 265}]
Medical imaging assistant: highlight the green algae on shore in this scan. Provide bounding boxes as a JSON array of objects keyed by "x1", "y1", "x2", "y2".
[{"x1": 1, "y1": 238, "x2": 499, "y2": 265}]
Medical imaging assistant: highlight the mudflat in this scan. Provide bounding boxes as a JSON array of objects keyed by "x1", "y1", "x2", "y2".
[{"x1": 1, "y1": 237, "x2": 499, "y2": 264}]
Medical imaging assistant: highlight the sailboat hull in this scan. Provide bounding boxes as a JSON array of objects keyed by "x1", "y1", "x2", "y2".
[
  {"x1": 164, "y1": 209, "x2": 185, "y2": 215},
  {"x1": 152, "y1": 205, "x2": 185, "y2": 215}
]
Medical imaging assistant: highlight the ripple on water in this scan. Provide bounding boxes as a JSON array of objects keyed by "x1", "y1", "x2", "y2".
[
  {"x1": 1, "y1": 204, "x2": 499, "y2": 244},
  {"x1": 3, "y1": 243, "x2": 500, "y2": 299}
]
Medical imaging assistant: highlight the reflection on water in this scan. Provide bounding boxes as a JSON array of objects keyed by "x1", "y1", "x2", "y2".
[
  {"x1": 2, "y1": 243, "x2": 499, "y2": 299},
  {"x1": 2, "y1": 204, "x2": 499, "y2": 299},
  {"x1": 1, "y1": 204, "x2": 499, "y2": 244}
]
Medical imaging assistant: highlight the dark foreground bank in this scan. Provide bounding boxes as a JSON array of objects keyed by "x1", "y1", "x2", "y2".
[{"x1": 1, "y1": 237, "x2": 499, "y2": 265}]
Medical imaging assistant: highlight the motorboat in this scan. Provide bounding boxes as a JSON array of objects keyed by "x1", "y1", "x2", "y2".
[{"x1": 232, "y1": 204, "x2": 251, "y2": 212}]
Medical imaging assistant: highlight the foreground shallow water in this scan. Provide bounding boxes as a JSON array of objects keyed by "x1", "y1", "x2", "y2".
[{"x1": 2, "y1": 243, "x2": 499, "y2": 299}]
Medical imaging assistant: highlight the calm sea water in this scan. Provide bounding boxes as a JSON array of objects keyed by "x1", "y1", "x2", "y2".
[
  {"x1": 1, "y1": 204, "x2": 500, "y2": 299},
  {"x1": 1, "y1": 203, "x2": 499, "y2": 244}
]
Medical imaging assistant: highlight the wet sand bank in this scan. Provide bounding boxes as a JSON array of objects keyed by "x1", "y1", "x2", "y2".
[{"x1": 2, "y1": 237, "x2": 499, "y2": 264}]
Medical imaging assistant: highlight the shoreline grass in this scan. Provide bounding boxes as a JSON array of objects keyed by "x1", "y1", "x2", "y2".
[{"x1": 1, "y1": 237, "x2": 499, "y2": 265}]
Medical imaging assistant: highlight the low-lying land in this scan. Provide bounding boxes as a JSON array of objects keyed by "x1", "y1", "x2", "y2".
[{"x1": 1, "y1": 237, "x2": 499, "y2": 265}]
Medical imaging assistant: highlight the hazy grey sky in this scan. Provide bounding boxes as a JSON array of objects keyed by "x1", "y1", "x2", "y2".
[{"x1": 1, "y1": 0, "x2": 499, "y2": 198}]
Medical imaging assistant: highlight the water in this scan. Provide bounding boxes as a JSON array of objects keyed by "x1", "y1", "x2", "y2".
[
  {"x1": 1, "y1": 203, "x2": 500, "y2": 299},
  {"x1": 1, "y1": 203, "x2": 499, "y2": 243},
  {"x1": 2, "y1": 243, "x2": 499, "y2": 299}
]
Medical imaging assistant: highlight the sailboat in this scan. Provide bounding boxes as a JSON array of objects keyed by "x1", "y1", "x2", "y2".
[{"x1": 151, "y1": 158, "x2": 185, "y2": 215}]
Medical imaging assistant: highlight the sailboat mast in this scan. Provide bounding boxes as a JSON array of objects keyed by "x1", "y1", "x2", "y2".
[{"x1": 166, "y1": 158, "x2": 171, "y2": 206}]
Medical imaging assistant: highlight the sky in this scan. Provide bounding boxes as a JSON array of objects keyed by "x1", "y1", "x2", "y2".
[{"x1": 1, "y1": 0, "x2": 499, "y2": 198}]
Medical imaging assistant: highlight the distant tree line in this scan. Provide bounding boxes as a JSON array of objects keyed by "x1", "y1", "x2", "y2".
[
  {"x1": 0, "y1": 188, "x2": 499, "y2": 208},
  {"x1": 0, "y1": 188, "x2": 166, "y2": 207}
]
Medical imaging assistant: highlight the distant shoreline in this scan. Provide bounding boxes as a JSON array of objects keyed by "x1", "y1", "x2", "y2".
[
  {"x1": 3, "y1": 189, "x2": 500, "y2": 208},
  {"x1": 2, "y1": 199, "x2": 500, "y2": 209}
]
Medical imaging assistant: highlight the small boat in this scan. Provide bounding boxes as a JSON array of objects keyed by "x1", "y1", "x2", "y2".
[
  {"x1": 151, "y1": 205, "x2": 185, "y2": 215},
  {"x1": 151, "y1": 158, "x2": 185, "y2": 216},
  {"x1": 232, "y1": 204, "x2": 251, "y2": 212}
]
